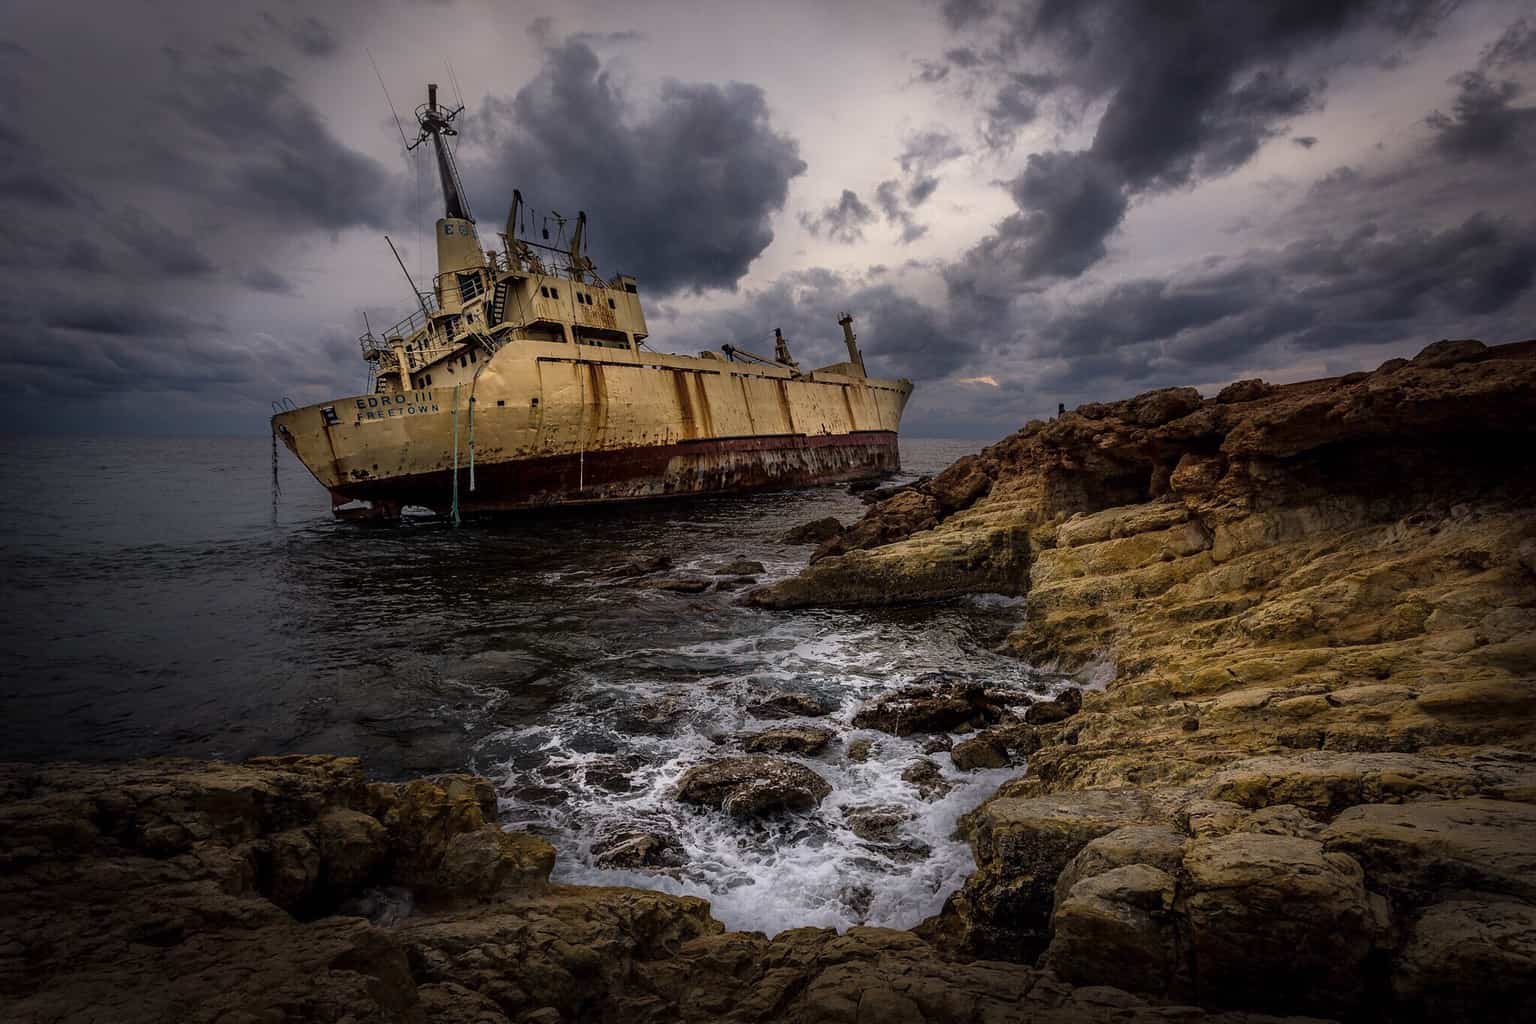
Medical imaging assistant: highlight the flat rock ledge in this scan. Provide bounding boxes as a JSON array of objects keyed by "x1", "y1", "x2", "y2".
[
  {"x1": 674, "y1": 755, "x2": 833, "y2": 817},
  {"x1": 0, "y1": 756, "x2": 1312, "y2": 1024}
]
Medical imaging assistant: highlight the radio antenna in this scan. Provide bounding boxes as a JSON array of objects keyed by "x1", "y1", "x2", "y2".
[
  {"x1": 368, "y1": 50, "x2": 411, "y2": 151},
  {"x1": 386, "y1": 235, "x2": 431, "y2": 321}
]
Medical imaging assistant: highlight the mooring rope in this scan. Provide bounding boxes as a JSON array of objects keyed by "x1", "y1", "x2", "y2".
[{"x1": 451, "y1": 383, "x2": 462, "y2": 527}]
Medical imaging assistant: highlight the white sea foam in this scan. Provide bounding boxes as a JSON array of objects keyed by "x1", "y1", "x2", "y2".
[{"x1": 479, "y1": 606, "x2": 1064, "y2": 935}]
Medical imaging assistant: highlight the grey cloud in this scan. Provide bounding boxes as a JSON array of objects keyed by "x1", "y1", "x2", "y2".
[
  {"x1": 1426, "y1": 71, "x2": 1536, "y2": 160},
  {"x1": 463, "y1": 40, "x2": 805, "y2": 294},
  {"x1": 874, "y1": 181, "x2": 928, "y2": 245},
  {"x1": 801, "y1": 189, "x2": 876, "y2": 243},
  {"x1": 663, "y1": 268, "x2": 977, "y2": 382},
  {"x1": 263, "y1": 13, "x2": 340, "y2": 57},
  {"x1": 161, "y1": 62, "x2": 397, "y2": 229},
  {"x1": 1293, "y1": 135, "x2": 1319, "y2": 147},
  {"x1": 1483, "y1": 17, "x2": 1536, "y2": 67},
  {"x1": 898, "y1": 130, "x2": 964, "y2": 174},
  {"x1": 939, "y1": 1, "x2": 1459, "y2": 294}
]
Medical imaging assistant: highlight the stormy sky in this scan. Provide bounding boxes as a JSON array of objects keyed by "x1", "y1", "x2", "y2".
[{"x1": 3, "y1": 0, "x2": 1534, "y2": 439}]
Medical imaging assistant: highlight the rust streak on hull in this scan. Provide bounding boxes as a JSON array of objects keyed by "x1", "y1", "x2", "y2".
[{"x1": 330, "y1": 431, "x2": 899, "y2": 517}]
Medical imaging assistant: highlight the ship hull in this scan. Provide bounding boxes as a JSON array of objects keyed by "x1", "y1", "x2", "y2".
[
  {"x1": 274, "y1": 338, "x2": 911, "y2": 519},
  {"x1": 324, "y1": 430, "x2": 899, "y2": 517}
]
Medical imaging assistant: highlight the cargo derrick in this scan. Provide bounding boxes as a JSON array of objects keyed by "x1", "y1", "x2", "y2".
[{"x1": 273, "y1": 84, "x2": 913, "y2": 520}]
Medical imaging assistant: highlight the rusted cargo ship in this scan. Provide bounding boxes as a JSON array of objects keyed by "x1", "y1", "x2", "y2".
[{"x1": 272, "y1": 84, "x2": 912, "y2": 520}]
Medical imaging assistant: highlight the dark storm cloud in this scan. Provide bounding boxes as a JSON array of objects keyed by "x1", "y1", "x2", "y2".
[
  {"x1": 1027, "y1": 211, "x2": 1536, "y2": 396},
  {"x1": 1293, "y1": 135, "x2": 1320, "y2": 148},
  {"x1": 463, "y1": 39, "x2": 805, "y2": 295},
  {"x1": 161, "y1": 62, "x2": 396, "y2": 229},
  {"x1": 1481, "y1": 17, "x2": 1536, "y2": 67},
  {"x1": 874, "y1": 181, "x2": 928, "y2": 244},
  {"x1": 934, "y1": 1, "x2": 1459, "y2": 296},
  {"x1": 1426, "y1": 71, "x2": 1536, "y2": 159},
  {"x1": 899, "y1": 130, "x2": 964, "y2": 174},
  {"x1": 801, "y1": 189, "x2": 876, "y2": 243}
]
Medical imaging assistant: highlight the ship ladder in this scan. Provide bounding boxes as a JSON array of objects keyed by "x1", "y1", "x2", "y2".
[{"x1": 490, "y1": 280, "x2": 509, "y2": 327}]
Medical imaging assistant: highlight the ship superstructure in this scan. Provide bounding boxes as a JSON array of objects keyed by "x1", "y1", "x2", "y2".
[{"x1": 273, "y1": 84, "x2": 912, "y2": 519}]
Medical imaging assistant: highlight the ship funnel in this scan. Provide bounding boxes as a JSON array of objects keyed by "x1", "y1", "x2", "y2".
[{"x1": 838, "y1": 313, "x2": 866, "y2": 377}]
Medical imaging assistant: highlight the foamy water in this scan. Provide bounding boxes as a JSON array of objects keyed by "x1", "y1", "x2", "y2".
[{"x1": 482, "y1": 573, "x2": 1062, "y2": 934}]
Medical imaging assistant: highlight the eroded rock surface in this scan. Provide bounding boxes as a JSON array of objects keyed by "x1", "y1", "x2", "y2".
[
  {"x1": 674, "y1": 755, "x2": 833, "y2": 817},
  {"x1": 764, "y1": 341, "x2": 1536, "y2": 1020}
]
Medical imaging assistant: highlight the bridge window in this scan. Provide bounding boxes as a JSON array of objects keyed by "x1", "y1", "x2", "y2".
[
  {"x1": 540, "y1": 286, "x2": 550, "y2": 298},
  {"x1": 608, "y1": 297, "x2": 616, "y2": 309}
]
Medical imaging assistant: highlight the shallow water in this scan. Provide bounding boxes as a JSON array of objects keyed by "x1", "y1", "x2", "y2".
[{"x1": 0, "y1": 433, "x2": 1064, "y2": 933}]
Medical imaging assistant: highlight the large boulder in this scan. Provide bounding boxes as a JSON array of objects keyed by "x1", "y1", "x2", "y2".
[
  {"x1": 777, "y1": 516, "x2": 843, "y2": 545},
  {"x1": 1390, "y1": 899, "x2": 1536, "y2": 1021},
  {"x1": 851, "y1": 676, "x2": 1007, "y2": 735},
  {"x1": 674, "y1": 756, "x2": 832, "y2": 817},
  {"x1": 1180, "y1": 832, "x2": 1387, "y2": 1016},
  {"x1": 742, "y1": 725, "x2": 835, "y2": 756}
]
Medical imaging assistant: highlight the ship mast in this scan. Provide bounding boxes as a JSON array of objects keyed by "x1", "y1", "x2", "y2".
[{"x1": 408, "y1": 83, "x2": 472, "y2": 222}]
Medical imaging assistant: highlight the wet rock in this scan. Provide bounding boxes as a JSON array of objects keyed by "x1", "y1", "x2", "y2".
[
  {"x1": 1215, "y1": 378, "x2": 1275, "y2": 404},
  {"x1": 591, "y1": 830, "x2": 685, "y2": 870},
  {"x1": 842, "y1": 804, "x2": 913, "y2": 843},
  {"x1": 674, "y1": 756, "x2": 832, "y2": 817},
  {"x1": 584, "y1": 757, "x2": 640, "y2": 793},
  {"x1": 921, "y1": 734, "x2": 953, "y2": 754},
  {"x1": 1023, "y1": 686, "x2": 1083, "y2": 725},
  {"x1": 851, "y1": 676, "x2": 1006, "y2": 736},
  {"x1": 717, "y1": 559, "x2": 765, "y2": 576},
  {"x1": 901, "y1": 758, "x2": 953, "y2": 801},
  {"x1": 747, "y1": 691, "x2": 834, "y2": 719},
  {"x1": 950, "y1": 734, "x2": 1008, "y2": 771},
  {"x1": 711, "y1": 576, "x2": 757, "y2": 591},
  {"x1": 778, "y1": 515, "x2": 844, "y2": 545},
  {"x1": 643, "y1": 577, "x2": 712, "y2": 594},
  {"x1": 861, "y1": 476, "x2": 931, "y2": 505},
  {"x1": 606, "y1": 553, "x2": 671, "y2": 577},
  {"x1": 847, "y1": 738, "x2": 875, "y2": 762},
  {"x1": 742, "y1": 725, "x2": 835, "y2": 756}
]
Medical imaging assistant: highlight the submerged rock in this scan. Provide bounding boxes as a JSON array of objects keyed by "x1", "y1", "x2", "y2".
[
  {"x1": 605, "y1": 553, "x2": 672, "y2": 577},
  {"x1": 742, "y1": 725, "x2": 835, "y2": 756},
  {"x1": 716, "y1": 559, "x2": 766, "y2": 576},
  {"x1": 643, "y1": 577, "x2": 712, "y2": 594},
  {"x1": 847, "y1": 737, "x2": 875, "y2": 762},
  {"x1": 674, "y1": 756, "x2": 832, "y2": 817},
  {"x1": 901, "y1": 758, "x2": 953, "y2": 801}
]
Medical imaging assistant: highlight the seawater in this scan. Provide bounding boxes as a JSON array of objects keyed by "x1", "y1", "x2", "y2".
[{"x1": 0, "y1": 434, "x2": 1065, "y2": 933}]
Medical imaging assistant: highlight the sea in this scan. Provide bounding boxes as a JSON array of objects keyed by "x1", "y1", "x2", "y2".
[{"x1": 0, "y1": 435, "x2": 1068, "y2": 934}]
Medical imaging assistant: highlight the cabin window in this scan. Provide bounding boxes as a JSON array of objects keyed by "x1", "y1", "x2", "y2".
[
  {"x1": 496, "y1": 399, "x2": 505, "y2": 407},
  {"x1": 624, "y1": 283, "x2": 638, "y2": 294},
  {"x1": 608, "y1": 298, "x2": 616, "y2": 309},
  {"x1": 531, "y1": 397, "x2": 540, "y2": 408},
  {"x1": 540, "y1": 286, "x2": 549, "y2": 298},
  {"x1": 424, "y1": 374, "x2": 433, "y2": 385},
  {"x1": 469, "y1": 350, "x2": 477, "y2": 363},
  {"x1": 551, "y1": 287, "x2": 560, "y2": 300}
]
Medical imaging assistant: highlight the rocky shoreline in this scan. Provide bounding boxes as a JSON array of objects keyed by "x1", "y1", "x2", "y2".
[{"x1": 5, "y1": 339, "x2": 1534, "y2": 1022}]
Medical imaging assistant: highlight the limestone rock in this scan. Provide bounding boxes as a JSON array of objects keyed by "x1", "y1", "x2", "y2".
[
  {"x1": 717, "y1": 558, "x2": 766, "y2": 576},
  {"x1": 847, "y1": 737, "x2": 874, "y2": 762},
  {"x1": 1215, "y1": 378, "x2": 1275, "y2": 404},
  {"x1": 1391, "y1": 899, "x2": 1536, "y2": 1021},
  {"x1": 1024, "y1": 686, "x2": 1082, "y2": 725},
  {"x1": 1045, "y1": 864, "x2": 1180, "y2": 995},
  {"x1": 950, "y1": 733, "x2": 1008, "y2": 771},
  {"x1": 1411, "y1": 337, "x2": 1487, "y2": 368},
  {"x1": 674, "y1": 756, "x2": 832, "y2": 817},
  {"x1": 644, "y1": 577, "x2": 712, "y2": 594},
  {"x1": 1181, "y1": 832, "x2": 1385, "y2": 1016}
]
